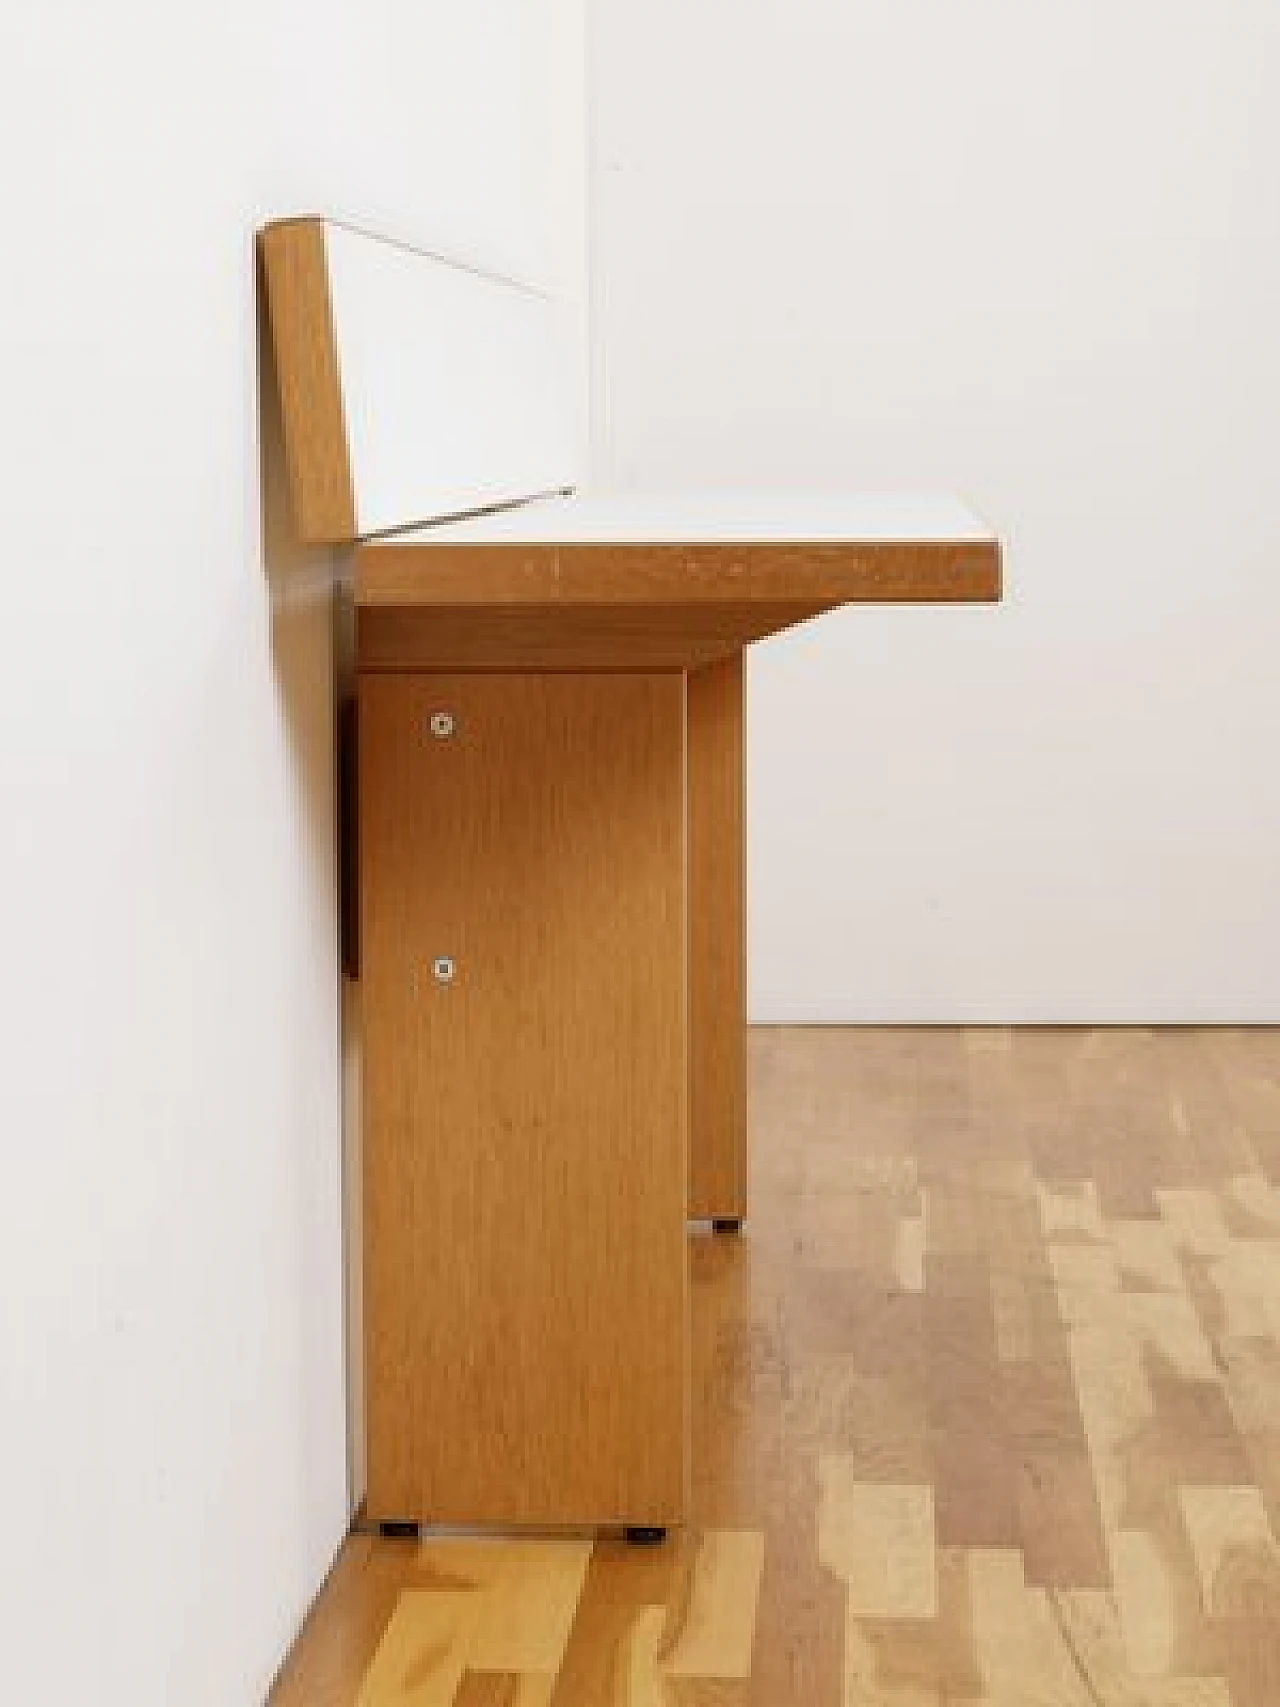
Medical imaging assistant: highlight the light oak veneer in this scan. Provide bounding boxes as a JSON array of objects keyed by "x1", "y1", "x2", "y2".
[
  {"x1": 687, "y1": 654, "x2": 746, "y2": 1223},
  {"x1": 359, "y1": 672, "x2": 688, "y2": 1526},
  {"x1": 257, "y1": 219, "x2": 357, "y2": 543}
]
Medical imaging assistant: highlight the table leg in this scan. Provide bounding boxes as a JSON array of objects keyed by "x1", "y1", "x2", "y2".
[{"x1": 687, "y1": 652, "x2": 748, "y2": 1226}]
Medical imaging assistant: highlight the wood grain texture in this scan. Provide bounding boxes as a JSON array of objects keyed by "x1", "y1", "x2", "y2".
[
  {"x1": 353, "y1": 533, "x2": 997, "y2": 670},
  {"x1": 686, "y1": 655, "x2": 746, "y2": 1222},
  {"x1": 455, "y1": 1677, "x2": 553, "y2": 1707},
  {"x1": 358, "y1": 672, "x2": 688, "y2": 1527},
  {"x1": 273, "y1": 1025, "x2": 1280, "y2": 1706},
  {"x1": 355, "y1": 537, "x2": 1001, "y2": 609},
  {"x1": 258, "y1": 218, "x2": 357, "y2": 543},
  {"x1": 339, "y1": 696, "x2": 360, "y2": 978},
  {"x1": 355, "y1": 601, "x2": 833, "y2": 672},
  {"x1": 353, "y1": 1588, "x2": 476, "y2": 1705},
  {"x1": 407, "y1": 1539, "x2": 591, "y2": 1684},
  {"x1": 661, "y1": 1530, "x2": 764, "y2": 1679}
]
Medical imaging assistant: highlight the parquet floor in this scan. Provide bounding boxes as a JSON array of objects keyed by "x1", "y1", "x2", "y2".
[{"x1": 271, "y1": 1027, "x2": 1280, "y2": 1706}]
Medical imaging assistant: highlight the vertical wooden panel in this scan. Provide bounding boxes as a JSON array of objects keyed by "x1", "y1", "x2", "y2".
[
  {"x1": 687, "y1": 653, "x2": 747, "y2": 1223},
  {"x1": 338, "y1": 696, "x2": 359, "y2": 979},
  {"x1": 258, "y1": 219, "x2": 357, "y2": 544},
  {"x1": 359, "y1": 672, "x2": 688, "y2": 1526}
]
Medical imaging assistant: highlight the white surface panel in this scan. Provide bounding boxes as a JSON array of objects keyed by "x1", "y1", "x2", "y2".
[
  {"x1": 324, "y1": 222, "x2": 580, "y2": 535},
  {"x1": 394, "y1": 488, "x2": 993, "y2": 543}
]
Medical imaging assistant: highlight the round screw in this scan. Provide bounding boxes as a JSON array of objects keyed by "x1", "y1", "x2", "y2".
[
  {"x1": 432, "y1": 956, "x2": 456, "y2": 985},
  {"x1": 428, "y1": 711, "x2": 456, "y2": 740}
]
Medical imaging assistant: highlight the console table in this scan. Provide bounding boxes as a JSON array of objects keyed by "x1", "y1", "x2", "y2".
[{"x1": 259, "y1": 217, "x2": 1001, "y2": 1537}]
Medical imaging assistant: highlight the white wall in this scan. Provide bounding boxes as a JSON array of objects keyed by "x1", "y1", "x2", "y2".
[
  {"x1": 591, "y1": 0, "x2": 1280, "y2": 1022},
  {"x1": 0, "y1": 5, "x2": 583, "y2": 1703}
]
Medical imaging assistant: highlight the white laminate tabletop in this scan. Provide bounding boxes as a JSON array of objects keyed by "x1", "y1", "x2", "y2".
[{"x1": 383, "y1": 490, "x2": 994, "y2": 547}]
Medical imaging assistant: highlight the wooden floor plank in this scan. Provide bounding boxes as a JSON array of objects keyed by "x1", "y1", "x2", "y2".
[
  {"x1": 660, "y1": 1530, "x2": 765, "y2": 1678},
  {"x1": 270, "y1": 1026, "x2": 1280, "y2": 1707}
]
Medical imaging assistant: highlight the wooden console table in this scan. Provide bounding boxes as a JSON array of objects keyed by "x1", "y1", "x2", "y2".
[{"x1": 260, "y1": 218, "x2": 1001, "y2": 1537}]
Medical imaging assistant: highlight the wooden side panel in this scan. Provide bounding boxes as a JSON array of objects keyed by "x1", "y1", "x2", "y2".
[
  {"x1": 687, "y1": 655, "x2": 747, "y2": 1222},
  {"x1": 258, "y1": 219, "x2": 357, "y2": 543},
  {"x1": 338, "y1": 697, "x2": 359, "y2": 979},
  {"x1": 355, "y1": 600, "x2": 832, "y2": 673},
  {"x1": 356, "y1": 537, "x2": 1002, "y2": 607},
  {"x1": 359, "y1": 672, "x2": 688, "y2": 1526}
]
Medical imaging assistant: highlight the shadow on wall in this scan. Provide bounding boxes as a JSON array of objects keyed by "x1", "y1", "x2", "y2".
[{"x1": 254, "y1": 241, "x2": 362, "y2": 1513}]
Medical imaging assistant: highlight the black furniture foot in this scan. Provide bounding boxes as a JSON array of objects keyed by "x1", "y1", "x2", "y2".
[
  {"x1": 712, "y1": 1217, "x2": 743, "y2": 1234},
  {"x1": 379, "y1": 1520, "x2": 420, "y2": 1539},
  {"x1": 625, "y1": 1526, "x2": 667, "y2": 1546}
]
